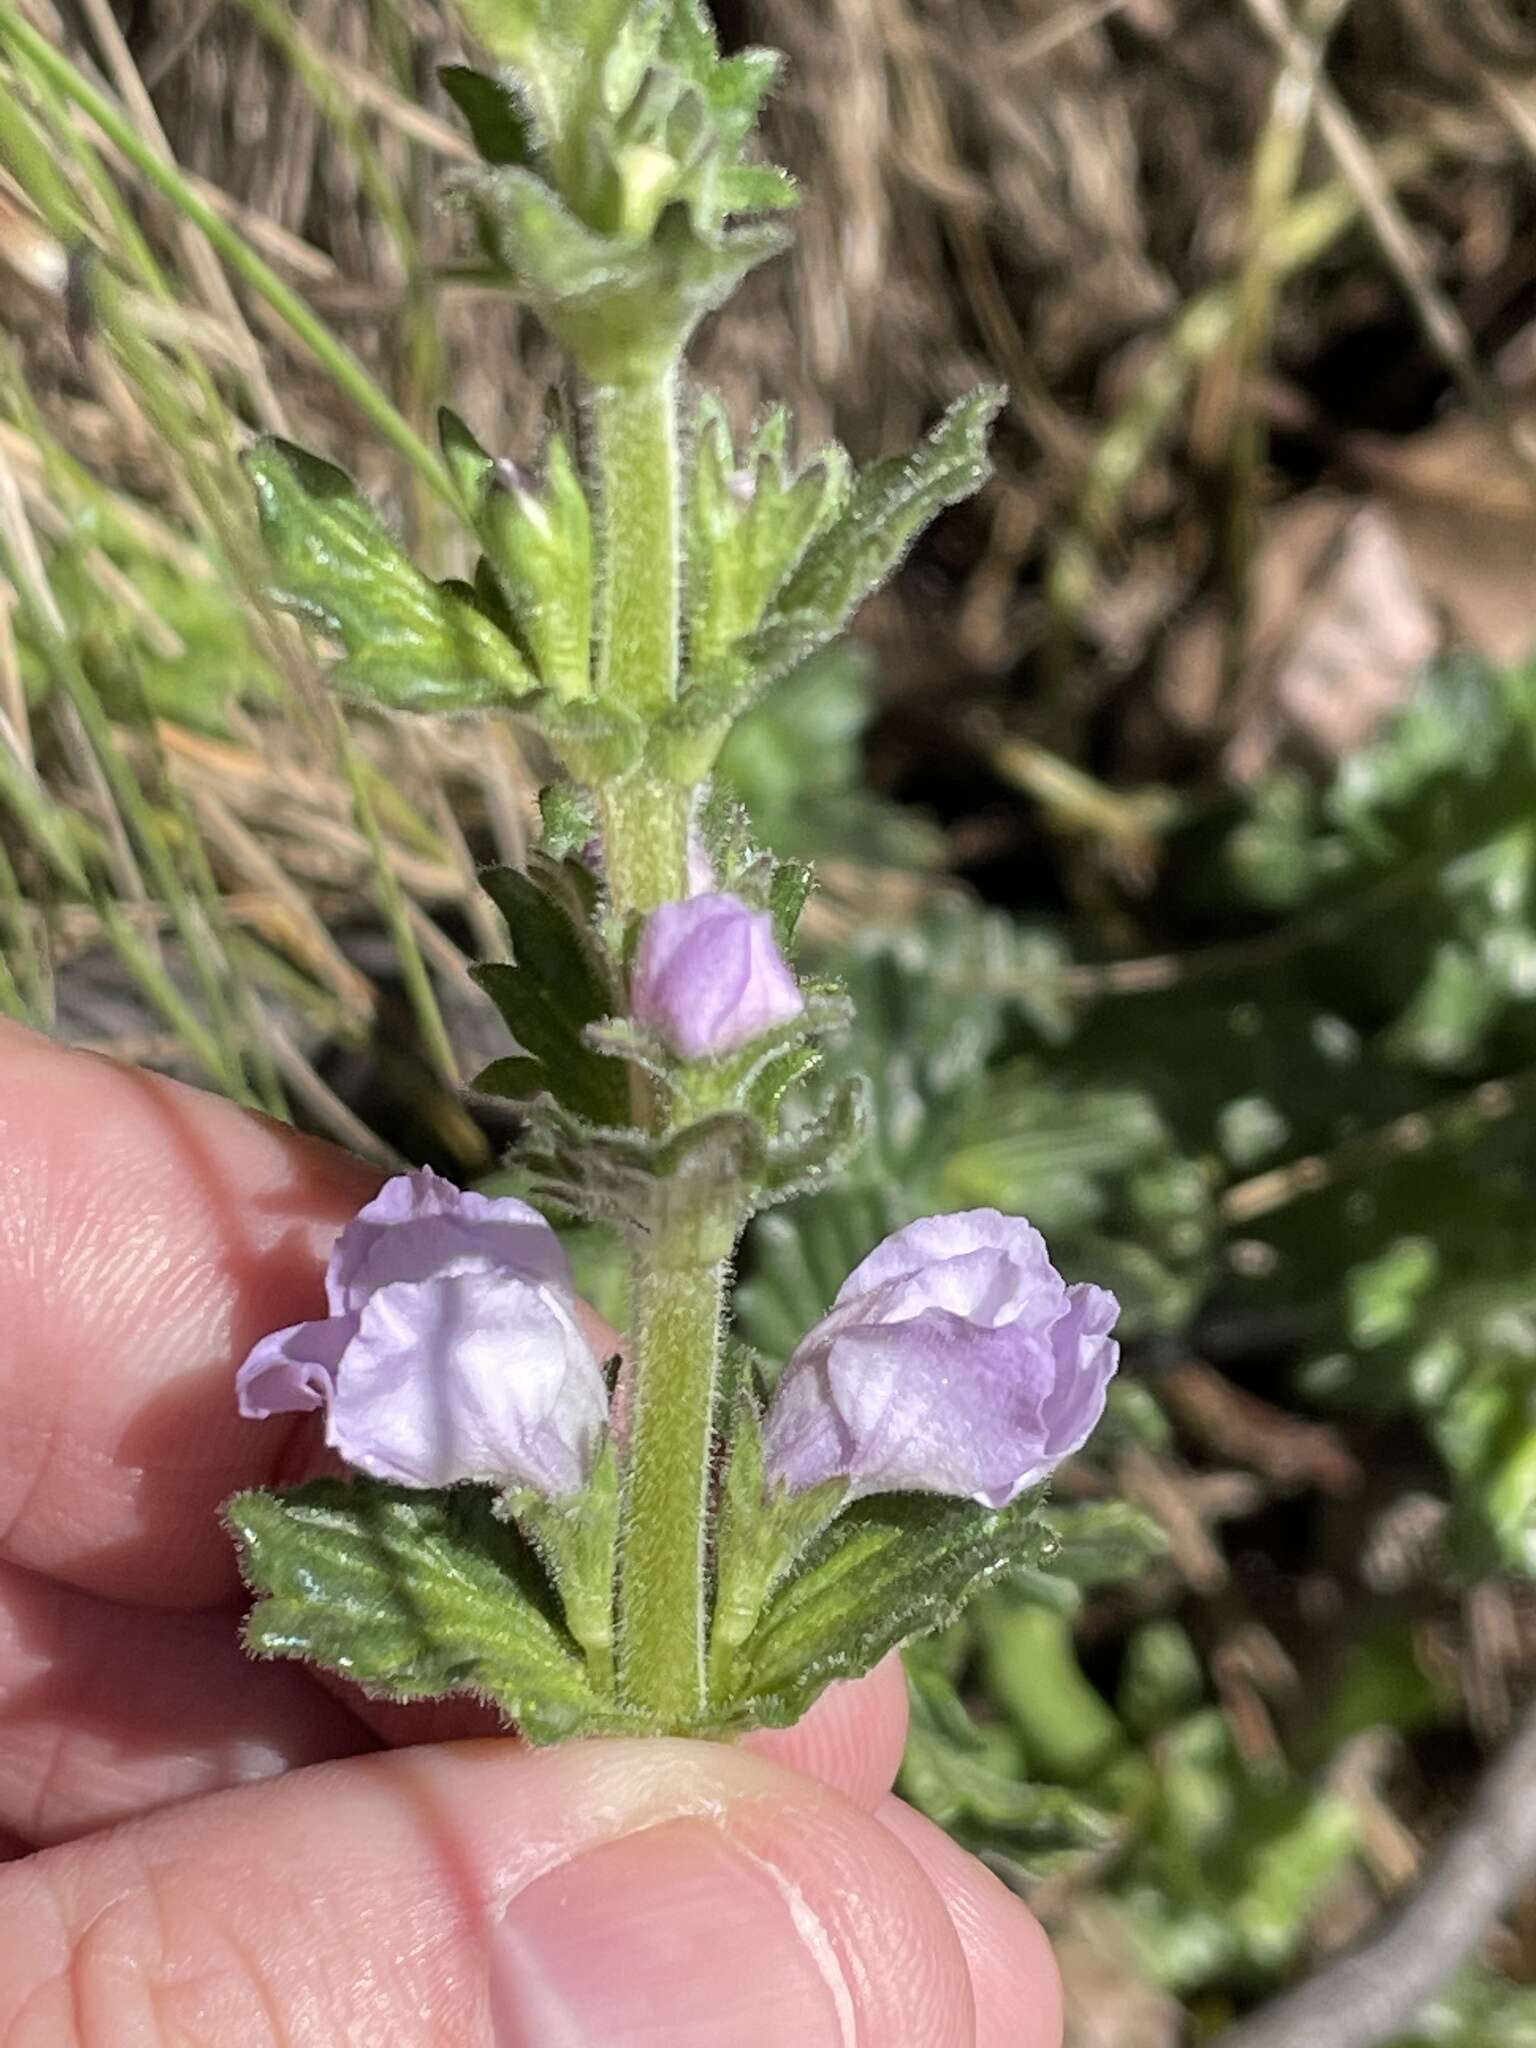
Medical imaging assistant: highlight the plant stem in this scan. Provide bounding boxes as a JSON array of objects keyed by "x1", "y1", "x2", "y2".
[
  {"x1": 618, "y1": 1239, "x2": 729, "y2": 1721},
  {"x1": 589, "y1": 367, "x2": 681, "y2": 717},
  {"x1": 597, "y1": 773, "x2": 690, "y2": 916},
  {"x1": 582, "y1": 343, "x2": 716, "y2": 1721}
]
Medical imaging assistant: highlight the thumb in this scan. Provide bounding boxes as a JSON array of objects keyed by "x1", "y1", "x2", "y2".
[{"x1": 3, "y1": 1736, "x2": 991, "y2": 2046}]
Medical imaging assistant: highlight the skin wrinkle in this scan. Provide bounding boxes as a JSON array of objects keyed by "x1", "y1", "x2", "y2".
[
  {"x1": 67, "y1": 1866, "x2": 289, "y2": 2048},
  {"x1": 15, "y1": 1766, "x2": 476, "y2": 2046},
  {"x1": 23, "y1": 1721, "x2": 73, "y2": 1852},
  {"x1": 66, "y1": 1891, "x2": 159, "y2": 2048},
  {"x1": 0, "y1": 1561, "x2": 371, "y2": 1845},
  {"x1": 0, "y1": 1422, "x2": 59, "y2": 1576}
]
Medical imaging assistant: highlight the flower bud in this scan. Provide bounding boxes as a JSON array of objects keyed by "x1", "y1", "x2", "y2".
[
  {"x1": 236, "y1": 1170, "x2": 608, "y2": 1498},
  {"x1": 631, "y1": 890, "x2": 803, "y2": 1060},
  {"x1": 761, "y1": 1209, "x2": 1119, "y2": 1508}
]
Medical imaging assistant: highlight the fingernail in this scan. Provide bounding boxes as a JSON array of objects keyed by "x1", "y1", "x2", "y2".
[{"x1": 491, "y1": 1818, "x2": 854, "y2": 2047}]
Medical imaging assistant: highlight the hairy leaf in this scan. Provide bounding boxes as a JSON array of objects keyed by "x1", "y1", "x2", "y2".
[
  {"x1": 439, "y1": 65, "x2": 540, "y2": 167},
  {"x1": 473, "y1": 858, "x2": 628, "y2": 1124},
  {"x1": 746, "y1": 388, "x2": 1003, "y2": 679},
  {"x1": 735, "y1": 1490, "x2": 1053, "y2": 1725},
  {"x1": 228, "y1": 1479, "x2": 603, "y2": 1743},
  {"x1": 246, "y1": 439, "x2": 534, "y2": 710}
]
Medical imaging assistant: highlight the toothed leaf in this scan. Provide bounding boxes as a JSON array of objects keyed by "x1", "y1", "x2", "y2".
[
  {"x1": 228, "y1": 1479, "x2": 602, "y2": 1744},
  {"x1": 246, "y1": 439, "x2": 534, "y2": 711}
]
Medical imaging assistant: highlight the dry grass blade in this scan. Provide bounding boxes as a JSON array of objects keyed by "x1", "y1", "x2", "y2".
[
  {"x1": 66, "y1": 0, "x2": 290, "y2": 432},
  {"x1": 1240, "y1": 0, "x2": 1536, "y2": 494}
]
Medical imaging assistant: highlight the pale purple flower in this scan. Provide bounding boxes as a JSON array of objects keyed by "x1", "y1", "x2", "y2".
[
  {"x1": 631, "y1": 891, "x2": 803, "y2": 1060},
  {"x1": 236, "y1": 1169, "x2": 607, "y2": 1496},
  {"x1": 761, "y1": 1209, "x2": 1119, "y2": 1508}
]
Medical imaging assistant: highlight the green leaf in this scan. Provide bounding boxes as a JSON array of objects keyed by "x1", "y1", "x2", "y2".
[
  {"x1": 761, "y1": 1073, "x2": 869, "y2": 1199},
  {"x1": 439, "y1": 65, "x2": 540, "y2": 167},
  {"x1": 446, "y1": 0, "x2": 549, "y2": 73},
  {"x1": 705, "y1": 47, "x2": 783, "y2": 141},
  {"x1": 748, "y1": 387, "x2": 1003, "y2": 676},
  {"x1": 768, "y1": 859, "x2": 814, "y2": 945},
  {"x1": 747, "y1": 1041, "x2": 822, "y2": 1128},
  {"x1": 537, "y1": 780, "x2": 598, "y2": 858},
  {"x1": 246, "y1": 439, "x2": 534, "y2": 711},
  {"x1": 686, "y1": 400, "x2": 849, "y2": 675},
  {"x1": 501, "y1": 1437, "x2": 621, "y2": 1691},
  {"x1": 514, "y1": 1096, "x2": 765, "y2": 1242},
  {"x1": 227, "y1": 1479, "x2": 603, "y2": 1743},
  {"x1": 458, "y1": 158, "x2": 790, "y2": 371},
  {"x1": 480, "y1": 430, "x2": 594, "y2": 699},
  {"x1": 470, "y1": 1054, "x2": 545, "y2": 1101},
  {"x1": 473, "y1": 858, "x2": 629, "y2": 1124},
  {"x1": 708, "y1": 1388, "x2": 845, "y2": 1700},
  {"x1": 900, "y1": 1718, "x2": 1118, "y2": 1849},
  {"x1": 459, "y1": 164, "x2": 626, "y2": 301},
  {"x1": 735, "y1": 1490, "x2": 1053, "y2": 1725},
  {"x1": 977, "y1": 1598, "x2": 1125, "y2": 1783},
  {"x1": 719, "y1": 163, "x2": 798, "y2": 214}
]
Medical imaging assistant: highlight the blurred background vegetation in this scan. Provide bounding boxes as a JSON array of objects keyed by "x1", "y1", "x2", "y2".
[{"x1": 8, "y1": 0, "x2": 1536, "y2": 2040}]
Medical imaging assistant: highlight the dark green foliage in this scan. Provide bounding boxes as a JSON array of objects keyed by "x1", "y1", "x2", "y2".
[
  {"x1": 731, "y1": 653, "x2": 1536, "y2": 2025},
  {"x1": 438, "y1": 65, "x2": 539, "y2": 167},
  {"x1": 471, "y1": 854, "x2": 630, "y2": 1124},
  {"x1": 716, "y1": 645, "x2": 946, "y2": 867}
]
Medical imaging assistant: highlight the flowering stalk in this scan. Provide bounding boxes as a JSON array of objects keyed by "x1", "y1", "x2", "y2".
[
  {"x1": 589, "y1": 369, "x2": 682, "y2": 721},
  {"x1": 595, "y1": 774, "x2": 689, "y2": 916},
  {"x1": 585, "y1": 339, "x2": 736, "y2": 1705},
  {"x1": 223, "y1": 0, "x2": 1116, "y2": 1748},
  {"x1": 620, "y1": 1237, "x2": 731, "y2": 1716}
]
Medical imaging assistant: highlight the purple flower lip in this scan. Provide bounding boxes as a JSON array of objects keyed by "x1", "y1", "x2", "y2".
[
  {"x1": 760, "y1": 1208, "x2": 1120, "y2": 1508},
  {"x1": 235, "y1": 1168, "x2": 608, "y2": 1498},
  {"x1": 630, "y1": 890, "x2": 804, "y2": 1061}
]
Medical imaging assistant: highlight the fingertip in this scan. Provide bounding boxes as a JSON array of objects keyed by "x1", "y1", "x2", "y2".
[
  {"x1": 0, "y1": 1024, "x2": 377, "y2": 1604},
  {"x1": 741, "y1": 1652, "x2": 910, "y2": 1807},
  {"x1": 878, "y1": 1795, "x2": 1063, "y2": 2048},
  {"x1": 2, "y1": 1737, "x2": 978, "y2": 2047}
]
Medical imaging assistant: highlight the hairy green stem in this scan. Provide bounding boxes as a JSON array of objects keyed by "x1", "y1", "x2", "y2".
[
  {"x1": 597, "y1": 773, "x2": 690, "y2": 917},
  {"x1": 584, "y1": 347, "x2": 714, "y2": 1721},
  {"x1": 619, "y1": 1242, "x2": 728, "y2": 1721},
  {"x1": 589, "y1": 368, "x2": 681, "y2": 717}
]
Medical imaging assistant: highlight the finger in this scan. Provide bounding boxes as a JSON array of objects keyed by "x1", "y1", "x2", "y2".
[
  {"x1": 0, "y1": 1021, "x2": 379, "y2": 1604},
  {"x1": 0, "y1": 1560, "x2": 372, "y2": 1846},
  {"x1": 878, "y1": 1796, "x2": 1063, "y2": 2048},
  {"x1": 4, "y1": 1738, "x2": 980, "y2": 2047},
  {"x1": 742, "y1": 1651, "x2": 910, "y2": 1808},
  {"x1": 334, "y1": 1651, "x2": 911, "y2": 1812}
]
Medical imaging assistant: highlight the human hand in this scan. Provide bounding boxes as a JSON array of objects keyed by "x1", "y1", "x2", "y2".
[{"x1": 0, "y1": 1022, "x2": 1061, "y2": 2046}]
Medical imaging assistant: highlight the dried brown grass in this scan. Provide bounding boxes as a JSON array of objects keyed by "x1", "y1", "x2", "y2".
[{"x1": 11, "y1": 0, "x2": 1536, "y2": 1111}]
